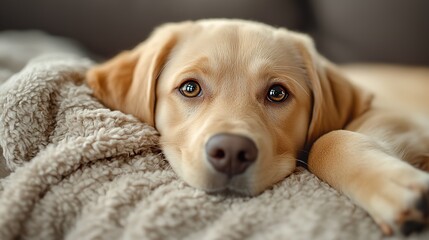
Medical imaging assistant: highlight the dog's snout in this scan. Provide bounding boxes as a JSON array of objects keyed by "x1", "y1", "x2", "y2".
[{"x1": 206, "y1": 133, "x2": 258, "y2": 176}]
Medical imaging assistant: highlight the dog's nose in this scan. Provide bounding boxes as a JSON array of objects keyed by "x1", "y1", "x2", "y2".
[{"x1": 205, "y1": 133, "x2": 258, "y2": 176}]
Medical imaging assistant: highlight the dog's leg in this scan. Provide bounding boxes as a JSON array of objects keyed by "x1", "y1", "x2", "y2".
[{"x1": 308, "y1": 130, "x2": 429, "y2": 236}]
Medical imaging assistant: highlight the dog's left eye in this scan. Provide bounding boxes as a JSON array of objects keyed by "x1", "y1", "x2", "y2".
[
  {"x1": 267, "y1": 85, "x2": 288, "y2": 102},
  {"x1": 179, "y1": 80, "x2": 201, "y2": 98}
]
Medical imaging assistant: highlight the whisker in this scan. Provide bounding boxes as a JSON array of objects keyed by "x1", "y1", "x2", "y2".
[
  {"x1": 272, "y1": 65, "x2": 306, "y2": 72},
  {"x1": 296, "y1": 159, "x2": 309, "y2": 168},
  {"x1": 155, "y1": 58, "x2": 172, "y2": 80},
  {"x1": 282, "y1": 75, "x2": 310, "y2": 97},
  {"x1": 271, "y1": 65, "x2": 311, "y2": 97}
]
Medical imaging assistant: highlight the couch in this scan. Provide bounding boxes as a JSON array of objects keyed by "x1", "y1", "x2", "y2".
[{"x1": 1, "y1": 0, "x2": 428, "y2": 65}]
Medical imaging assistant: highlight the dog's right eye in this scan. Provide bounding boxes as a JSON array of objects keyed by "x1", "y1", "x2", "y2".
[{"x1": 179, "y1": 80, "x2": 201, "y2": 98}]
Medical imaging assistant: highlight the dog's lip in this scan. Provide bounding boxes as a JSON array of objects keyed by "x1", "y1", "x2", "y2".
[
  {"x1": 203, "y1": 186, "x2": 252, "y2": 196},
  {"x1": 197, "y1": 175, "x2": 252, "y2": 196},
  {"x1": 197, "y1": 179, "x2": 229, "y2": 193},
  {"x1": 203, "y1": 186, "x2": 227, "y2": 194}
]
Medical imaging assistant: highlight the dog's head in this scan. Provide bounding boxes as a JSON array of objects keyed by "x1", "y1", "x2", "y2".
[{"x1": 87, "y1": 20, "x2": 371, "y2": 195}]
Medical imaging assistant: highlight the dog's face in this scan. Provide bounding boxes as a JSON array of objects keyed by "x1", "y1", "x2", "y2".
[
  {"x1": 87, "y1": 20, "x2": 371, "y2": 195},
  {"x1": 154, "y1": 21, "x2": 312, "y2": 195}
]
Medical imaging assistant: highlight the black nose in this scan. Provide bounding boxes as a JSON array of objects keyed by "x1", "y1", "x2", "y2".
[{"x1": 205, "y1": 133, "x2": 258, "y2": 177}]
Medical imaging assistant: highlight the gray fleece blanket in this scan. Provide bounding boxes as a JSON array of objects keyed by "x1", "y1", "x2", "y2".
[{"x1": 0, "y1": 37, "x2": 427, "y2": 240}]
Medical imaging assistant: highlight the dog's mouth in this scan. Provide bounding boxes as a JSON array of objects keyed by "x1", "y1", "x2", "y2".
[
  {"x1": 201, "y1": 183, "x2": 252, "y2": 196},
  {"x1": 204, "y1": 186, "x2": 254, "y2": 197},
  {"x1": 197, "y1": 169, "x2": 257, "y2": 196}
]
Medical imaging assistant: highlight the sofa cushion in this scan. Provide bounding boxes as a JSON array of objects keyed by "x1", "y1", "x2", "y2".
[
  {"x1": 310, "y1": 0, "x2": 429, "y2": 65},
  {"x1": 0, "y1": 0, "x2": 305, "y2": 58}
]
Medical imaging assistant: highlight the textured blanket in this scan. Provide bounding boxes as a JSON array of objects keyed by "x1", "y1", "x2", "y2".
[{"x1": 0, "y1": 54, "x2": 427, "y2": 240}]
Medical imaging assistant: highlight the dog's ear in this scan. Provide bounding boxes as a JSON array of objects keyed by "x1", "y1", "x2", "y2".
[
  {"x1": 294, "y1": 35, "x2": 373, "y2": 147},
  {"x1": 86, "y1": 23, "x2": 189, "y2": 126}
]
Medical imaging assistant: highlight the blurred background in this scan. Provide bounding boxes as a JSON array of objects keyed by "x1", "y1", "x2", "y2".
[{"x1": 0, "y1": 0, "x2": 428, "y2": 65}]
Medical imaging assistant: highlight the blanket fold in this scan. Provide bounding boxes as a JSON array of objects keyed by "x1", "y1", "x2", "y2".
[{"x1": 0, "y1": 55, "x2": 424, "y2": 240}]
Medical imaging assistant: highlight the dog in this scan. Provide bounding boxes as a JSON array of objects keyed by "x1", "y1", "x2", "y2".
[{"x1": 86, "y1": 19, "x2": 429, "y2": 236}]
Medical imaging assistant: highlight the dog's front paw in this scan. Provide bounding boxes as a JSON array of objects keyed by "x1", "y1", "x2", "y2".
[{"x1": 368, "y1": 171, "x2": 429, "y2": 236}]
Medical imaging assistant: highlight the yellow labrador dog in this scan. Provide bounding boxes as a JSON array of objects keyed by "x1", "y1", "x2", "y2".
[{"x1": 86, "y1": 19, "x2": 429, "y2": 235}]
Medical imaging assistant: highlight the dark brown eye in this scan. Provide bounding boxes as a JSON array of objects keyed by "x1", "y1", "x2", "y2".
[
  {"x1": 179, "y1": 80, "x2": 201, "y2": 98},
  {"x1": 267, "y1": 85, "x2": 288, "y2": 102}
]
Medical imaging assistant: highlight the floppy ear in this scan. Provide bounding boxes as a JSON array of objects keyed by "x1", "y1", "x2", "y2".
[
  {"x1": 86, "y1": 23, "x2": 188, "y2": 127},
  {"x1": 294, "y1": 35, "x2": 373, "y2": 147}
]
